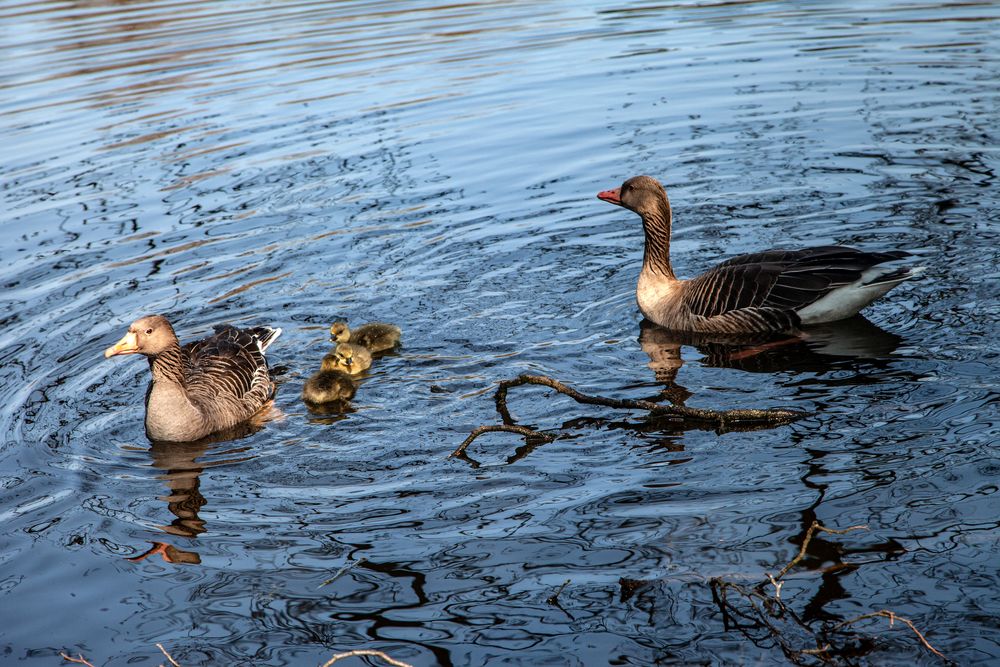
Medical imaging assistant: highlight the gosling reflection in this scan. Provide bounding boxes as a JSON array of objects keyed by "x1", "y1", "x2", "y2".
[{"x1": 639, "y1": 315, "x2": 902, "y2": 385}]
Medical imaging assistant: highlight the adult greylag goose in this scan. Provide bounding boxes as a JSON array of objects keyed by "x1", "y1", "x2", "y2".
[
  {"x1": 598, "y1": 175, "x2": 921, "y2": 333},
  {"x1": 330, "y1": 320, "x2": 401, "y2": 354},
  {"x1": 105, "y1": 315, "x2": 281, "y2": 442}
]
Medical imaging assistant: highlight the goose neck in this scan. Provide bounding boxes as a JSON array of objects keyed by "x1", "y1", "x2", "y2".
[
  {"x1": 149, "y1": 344, "x2": 186, "y2": 386},
  {"x1": 640, "y1": 202, "x2": 676, "y2": 280}
]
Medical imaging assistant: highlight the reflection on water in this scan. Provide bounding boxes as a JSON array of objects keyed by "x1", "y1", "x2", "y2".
[
  {"x1": 639, "y1": 316, "x2": 903, "y2": 382},
  {"x1": 149, "y1": 440, "x2": 208, "y2": 540},
  {"x1": 1, "y1": 0, "x2": 998, "y2": 664}
]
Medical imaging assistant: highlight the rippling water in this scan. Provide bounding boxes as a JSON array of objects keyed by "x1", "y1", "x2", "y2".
[{"x1": 1, "y1": 0, "x2": 998, "y2": 664}]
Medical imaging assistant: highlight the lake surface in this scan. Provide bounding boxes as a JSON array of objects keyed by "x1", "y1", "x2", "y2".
[{"x1": 1, "y1": 0, "x2": 998, "y2": 664}]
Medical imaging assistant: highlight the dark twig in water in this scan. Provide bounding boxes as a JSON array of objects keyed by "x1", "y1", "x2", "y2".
[
  {"x1": 545, "y1": 579, "x2": 571, "y2": 605},
  {"x1": 60, "y1": 654, "x2": 97, "y2": 667},
  {"x1": 770, "y1": 521, "x2": 868, "y2": 583},
  {"x1": 449, "y1": 424, "x2": 556, "y2": 460},
  {"x1": 453, "y1": 374, "x2": 807, "y2": 462},
  {"x1": 495, "y1": 374, "x2": 806, "y2": 428},
  {"x1": 320, "y1": 649, "x2": 415, "y2": 667},
  {"x1": 319, "y1": 557, "x2": 368, "y2": 589},
  {"x1": 831, "y1": 610, "x2": 948, "y2": 660},
  {"x1": 710, "y1": 522, "x2": 951, "y2": 664}
]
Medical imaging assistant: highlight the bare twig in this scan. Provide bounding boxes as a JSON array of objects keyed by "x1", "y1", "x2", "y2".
[
  {"x1": 319, "y1": 557, "x2": 368, "y2": 589},
  {"x1": 320, "y1": 649, "x2": 415, "y2": 667},
  {"x1": 454, "y1": 374, "x2": 808, "y2": 461},
  {"x1": 831, "y1": 610, "x2": 948, "y2": 660},
  {"x1": 545, "y1": 579, "x2": 571, "y2": 605},
  {"x1": 771, "y1": 521, "x2": 868, "y2": 582},
  {"x1": 448, "y1": 424, "x2": 555, "y2": 460},
  {"x1": 713, "y1": 521, "x2": 951, "y2": 663},
  {"x1": 495, "y1": 374, "x2": 806, "y2": 428},
  {"x1": 60, "y1": 654, "x2": 96, "y2": 667},
  {"x1": 156, "y1": 643, "x2": 181, "y2": 667}
]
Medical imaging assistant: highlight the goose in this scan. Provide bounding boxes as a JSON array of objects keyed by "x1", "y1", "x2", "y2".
[
  {"x1": 323, "y1": 342, "x2": 373, "y2": 376},
  {"x1": 105, "y1": 315, "x2": 281, "y2": 442},
  {"x1": 302, "y1": 369, "x2": 356, "y2": 405},
  {"x1": 598, "y1": 175, "x2": 921, "y2": 333},
  {"x1": 329, "y1": 321, "x2": 401, "y2": 354}
]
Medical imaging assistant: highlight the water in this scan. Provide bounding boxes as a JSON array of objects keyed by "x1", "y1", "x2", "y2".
[{"x1": 1, "y1": 0, "x2": 998, "y2": 664}]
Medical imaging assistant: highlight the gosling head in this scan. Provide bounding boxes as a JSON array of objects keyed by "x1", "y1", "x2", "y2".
[
  {"x1": 324, "y1": 343, "x2": 372, "y2": 375},
  {"x1": 329, "y1": 320, "x2": 351, "y2": 344},
  {"x1": 597, "y1": 175, "x2": 671, "y2": 218},
  {"x1": 104, "y1": 315, "x2": 178, "y2": 359}
]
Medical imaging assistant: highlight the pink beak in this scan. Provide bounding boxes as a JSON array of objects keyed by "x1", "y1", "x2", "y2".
[{"x1": 597, "y1": 187, "x2": 622, "y2": 205}]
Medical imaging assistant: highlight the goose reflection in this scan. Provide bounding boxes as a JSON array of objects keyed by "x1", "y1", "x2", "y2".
[
  {"x1": 639, "y1": 315, "x2": 902, "y2": 388},
  {"x1": 126, "y1": 441, "x2": 207, "y2": 565},
  {"x1": 127, "y1": 423, "x2": 260, "y2": 565}
]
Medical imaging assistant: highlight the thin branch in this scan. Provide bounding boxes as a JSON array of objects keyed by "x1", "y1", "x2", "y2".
[
  {"x1": 448, "y1": 424, "x2": 555, "y2": 460},
  {"x1": 156, "y1": 644, "x2": 181, "y2": 667},
  {"x1": 60, "y1": 654, "x2": 96, "y2": 667},
  {"x1": 495, "y1": 374, "x2": 806, "y2": 428},
  {"x1": 320, "y1": 649, "x2": 415, "y2": 667},
  {"x1": 319, "y1": 557, "x2": 367, "y2": 589},
  {"x1": 545, "y1": 579, "x2": 571, "y2": 605},
  {"x1": 771, "y1": 521, "x2": 868, "y2": 582},
  {"x1": 831, "y1": 610, "x2": 949, "y2": 661}
]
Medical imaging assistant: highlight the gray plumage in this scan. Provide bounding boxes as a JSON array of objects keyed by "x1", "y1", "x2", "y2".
[
  {"x1": 598, "y1": 175, "x2": 921, "y2": 333},
  {"x1": 105, "y1": 315, "x2": 281, "y2": 442}
]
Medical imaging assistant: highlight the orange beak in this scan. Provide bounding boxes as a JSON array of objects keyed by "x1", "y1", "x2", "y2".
[
  {"x1": 104, "y1": 331, "x2": 139, "y2": 358},
  {"x1": 597, "y1": 187, "x2": 622, "y2": 205}
]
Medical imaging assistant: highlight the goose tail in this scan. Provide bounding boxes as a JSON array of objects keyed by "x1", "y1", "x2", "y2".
[{"x1": 249, "y1": 326, "x2": 282, "y2": 354}]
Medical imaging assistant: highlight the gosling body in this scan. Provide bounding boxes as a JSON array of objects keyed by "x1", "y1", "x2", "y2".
[
  {"x1": 302, "y1": 369, "x2": 356, "y2": 405},
  {"x1": 330, "y1": 321, "x2": 401, "y2": 353}
]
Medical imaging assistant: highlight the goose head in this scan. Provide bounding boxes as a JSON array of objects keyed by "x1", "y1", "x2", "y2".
[
  {"x1": 105, "y1": 315, "x2": 177, "y2": 358},
  {"x1": 597, "y1": 175, "x2": 671, "y2": 218}
]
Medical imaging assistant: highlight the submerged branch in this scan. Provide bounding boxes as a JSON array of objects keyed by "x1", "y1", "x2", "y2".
[
  {"x1": 156, "y1": 643, "x2": 181, "y2": 667},
  {"x1": 495, "y1": 374, "x2": 807, "y2": 428},
  {"x1": 831, "y1": 610, "x2": 949, "y2": 661},
  {"x1": 448, "y1": 424, "x2": 556, "y2": 460},
  {"x1": 320, "y1": 649, "x2": 415, "y2": 667},
  {"x1": 453, "y1": 373, "x2": 807, "y2": 463},
  {"x1": 711, "y1": 522, "x2": 951, "y2": 664},
  {"x1": 771, "y1": 521, "x2": 868, "y2": 583}
]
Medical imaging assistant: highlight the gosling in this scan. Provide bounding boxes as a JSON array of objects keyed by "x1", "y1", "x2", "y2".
[
  {"x1": 323, "y1": 342, "x2": 373, "y2": 376},
  {"x1": 329, "y1": 320, "x2": 401, "y2": 354},
  {"x1": 302, "y1": 369, "x2": 356, "y2": 405}
]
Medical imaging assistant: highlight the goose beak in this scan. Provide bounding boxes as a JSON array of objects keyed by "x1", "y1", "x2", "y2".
[
  {"x1": 105, "y1": 331, "x2": 139, "y2": 358},
  {"x1": 597, "y1": 187, "x2": 622, "y2": 206}
]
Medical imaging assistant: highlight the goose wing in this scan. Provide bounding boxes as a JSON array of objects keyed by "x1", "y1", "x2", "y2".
[
  {"x1": 182, "y1": 326, "x2": 274, "y2": 418},
  {"x1": 685, "y1": 246, "x2": 909, "y2": 317}
]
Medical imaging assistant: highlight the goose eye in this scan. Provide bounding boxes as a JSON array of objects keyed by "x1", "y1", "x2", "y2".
[{"x1": 145, "y1": 328, "x2": 153, "y2": 335}]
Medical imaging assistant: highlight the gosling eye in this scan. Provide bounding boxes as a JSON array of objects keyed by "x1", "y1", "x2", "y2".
[{"x1": 145, "y1": 328, "x2": 153, "y2": 335}]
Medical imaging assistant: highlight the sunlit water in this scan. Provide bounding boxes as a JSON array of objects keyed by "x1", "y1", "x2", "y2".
[{"x1": 1, "y1": 0, "x2": 998, "y2": 664}]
